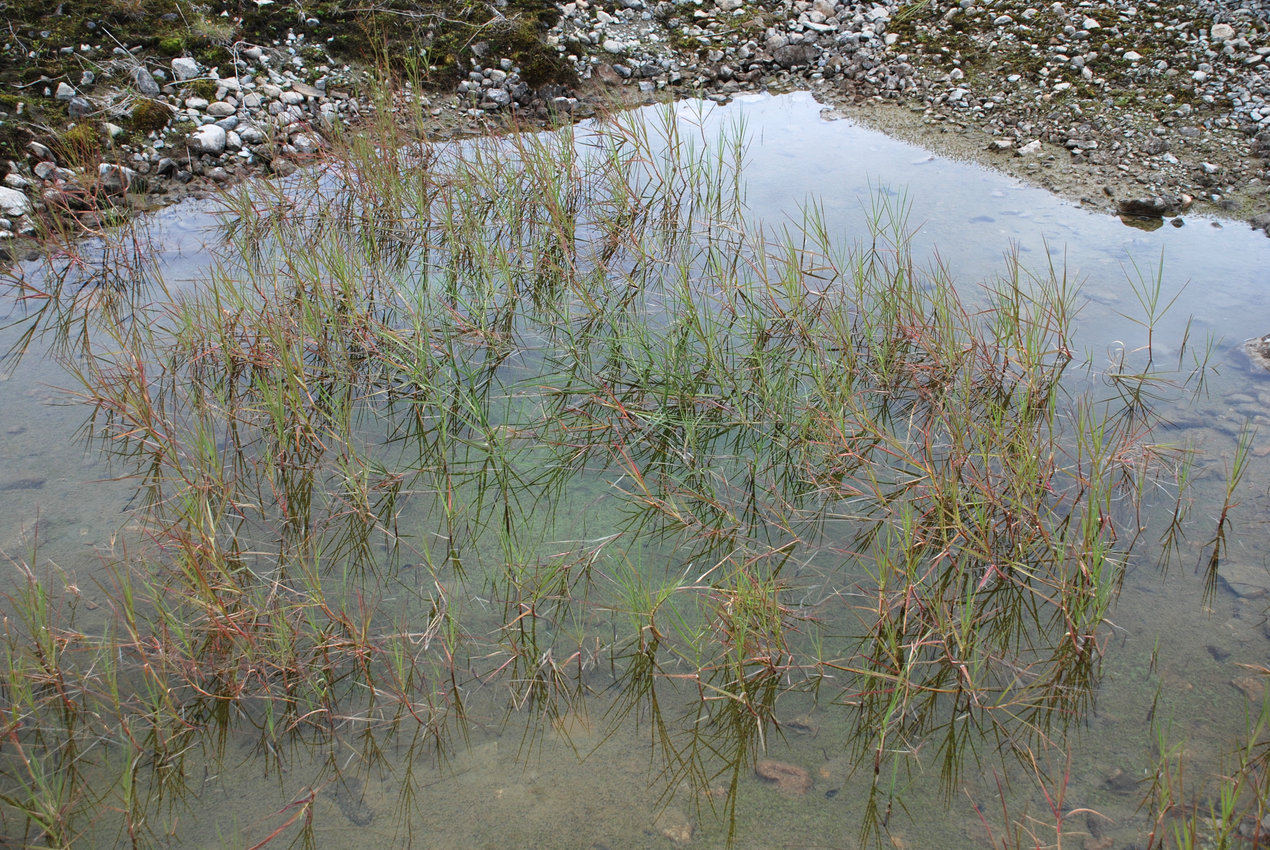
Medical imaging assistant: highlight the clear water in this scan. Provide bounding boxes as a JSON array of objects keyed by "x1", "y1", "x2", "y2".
[{"x1": 2, "y1": 91, "x2": 1269, "y2": 848}]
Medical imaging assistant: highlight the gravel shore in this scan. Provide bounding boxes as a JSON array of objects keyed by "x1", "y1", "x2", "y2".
[{"x1": 3, "y1": 0, "x2": 1270, "y2": 244}]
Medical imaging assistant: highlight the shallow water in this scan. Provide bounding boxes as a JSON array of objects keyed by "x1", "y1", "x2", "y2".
[{"x1": 3, "y1": 91, "x2": 1269, "y2": 848}]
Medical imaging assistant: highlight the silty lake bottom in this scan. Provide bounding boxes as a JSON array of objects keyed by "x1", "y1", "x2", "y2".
[{"x1": 1, "y1": 90, "x2": 1269, "y2": 849}]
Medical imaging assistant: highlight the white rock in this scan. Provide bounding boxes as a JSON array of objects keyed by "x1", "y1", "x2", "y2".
[
  {"x1": 1082, "y1": 16, "x2": 1100, "y2": 29},
  {"x1": 55, "y1": 82, "x2": 76, "y2": 101},
  {"x1": 603, "y1": 39, "x2": 625, "y2": 53},
  {"x1": 185, "y1": 96, "x2": 210, "y2": 109},
  {"x1": 207, "y1": 101, "x2": 237, "y2": 117},
  {"x1": 1123, "y1": 50, "x2": 1142, "y2": 61},
  {"x1": 1212, "y1": 23, "x2": 1236, "y2": 41},
  {"x1": 0, "y1": 187, "x2": 30, "y2": 217},
  {"x1": 171, "y1": 57, "x2": 201, "y2": 81},
  {"x1": 717, "y1": 0, "x2": 743, "y2": 9},
  {"x1": 189, "y1": 124, "x2": 227, "y2": 155},
  {"x1": 292, "y1": 133, "x2": 319, "y2": 153},
  {"x1": 1018, "y1": 139, "x2": 1043, "y2": 156}
]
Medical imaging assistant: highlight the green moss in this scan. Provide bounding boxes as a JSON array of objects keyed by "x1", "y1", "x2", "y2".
[
  {"x1": 185, "y1": 79, "x2": 218, "y2": 99},
  {"x1": 158, "y1": 36, "x2": 185, "y2": 56},
  {"x1": 193, "y1": 43, "x2": 234, "y2": 70},
  {"x1": 129, "y1": 98, "x2": 172, "y2": 135},
  {"x1": 487, "y1": 16, "x2": 575, "y2": 87}
]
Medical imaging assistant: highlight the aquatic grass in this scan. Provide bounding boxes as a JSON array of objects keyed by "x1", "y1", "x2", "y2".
[{"x1": 0, "y1": 89, "x2": 1230, "y2": 847}]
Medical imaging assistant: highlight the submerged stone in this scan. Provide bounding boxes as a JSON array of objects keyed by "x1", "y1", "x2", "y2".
[{"x1": 755, "y1": 759, "x2": 812, "y2": 794}]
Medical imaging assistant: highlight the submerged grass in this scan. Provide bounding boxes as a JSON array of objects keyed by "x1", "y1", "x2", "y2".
[{"x1": 0, "y1": 92, "x2": 1232, "y2": 847}]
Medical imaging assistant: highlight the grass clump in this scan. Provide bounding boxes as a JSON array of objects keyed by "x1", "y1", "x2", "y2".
[{"x1": 50, "y1": 122, "x2": 102, "y2": 169}]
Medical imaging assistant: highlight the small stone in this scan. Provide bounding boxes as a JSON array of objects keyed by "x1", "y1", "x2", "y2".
[
  {"x1": 269, "y1": 157, "x2": 298, "y2": 177},
  {"x1": 292, "y1": 133, "x2": 320, "y2": 153},
  {"x1": 132, "y1": 66, "x2": 160, "y2": 96},
  {"x1": 0, "y1": 186, "x2": 31, "y2": 217},
  {"x1": 755, "y1": 760, "x2": 812, "y2": 794},
  {"x1": 1116, "y1": 196, "x2": 1178, "y2": 217},
  {"x1": 653, "y1": 808, "x2": 695, "y2": 845},
  {"x1": 55, "y1": 82, "x2": 76, "y2": 101},
  {"x1": 67, "y1": 97, "x2": 92, "y2": 119},
  {"x1": 97, "y1": 163, "x2": 138, "y2": 194},
  {"x1": 207, "y1": 101, "x2": 236, "y2": 117},
  {"x1": 1123, "y1": 51, "x2": 1142, "y2": 61},
  {"x1": 1082, "y1": 16, "x2": 1100, "y2": 29},
  {"x1": 1233, "y1": 676, "x2": 1266, "y2": 701},
  {"x1": 171, "y1": 57, "x2": 200, "y2": 81},
  {"x1": 1018, "y1": 139, "x2": 1043, "y2": 156},
  {"x1": 189, "y1": 124, "x2": 227, "y2": 155},
  {"x1": 1212, "y1": 23, "x2": 1236, "y2": 41}
]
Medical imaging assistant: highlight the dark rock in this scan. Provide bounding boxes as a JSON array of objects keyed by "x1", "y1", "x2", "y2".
[
  {"x1": 97, "y1": 163, "x2": 139, "y2": 194},
  {"x1": 1116, "y1": 196, "x2": 1179, "y2": 217},
  {"x1": 773, "y1": 43, "x2": 819, "y2": 69},
  {"x1": 67, "y1": 97, "x2": 93, "y2": 119}
]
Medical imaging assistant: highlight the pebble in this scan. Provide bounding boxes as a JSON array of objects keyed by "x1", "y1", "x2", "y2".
[
  {"x1": 4, "y1": 0, "x2": 1270, "y2": 230},
  {"x1": 171, "y1": 57, "x2": 200, "y2": 81},
  {"x1": 132, "y1": 65, "x2": 160, "y2": 96}
]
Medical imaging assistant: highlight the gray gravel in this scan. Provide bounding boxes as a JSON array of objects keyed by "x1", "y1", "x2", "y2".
[{"x1": 4, "y1": 0, "x2": 1270, "y2": 243}]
